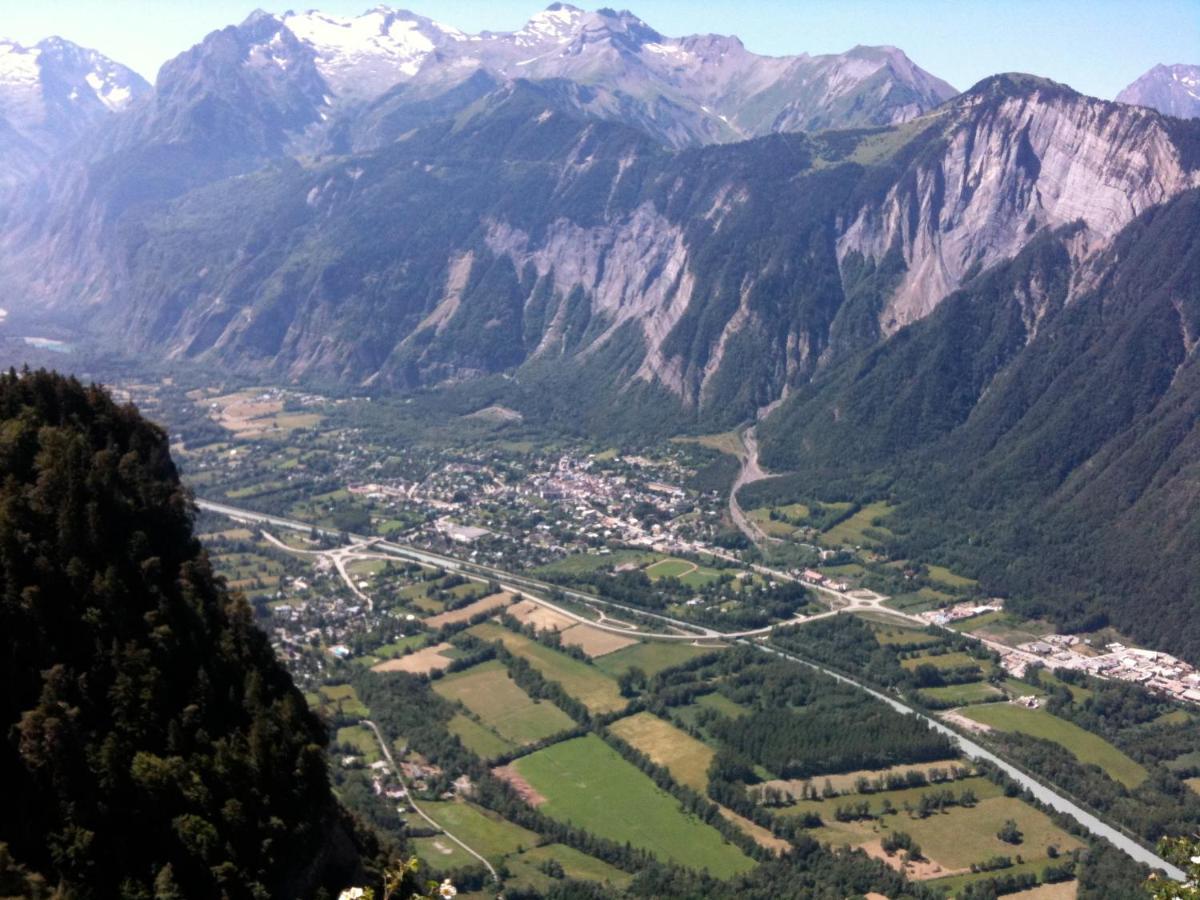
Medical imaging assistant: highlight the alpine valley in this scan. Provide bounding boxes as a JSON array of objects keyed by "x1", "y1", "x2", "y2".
[{"x1": 2, "y1": 6, "x2": 1200, "y2": 897}]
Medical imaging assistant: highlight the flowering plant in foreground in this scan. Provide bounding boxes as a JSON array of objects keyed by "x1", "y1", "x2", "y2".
[
  {"x1": 338, "y1": 856, "x2": 456, "y2": 900},
  {"x1": 1146, "y1": 836, "x2": 1200, "y2": 900}
]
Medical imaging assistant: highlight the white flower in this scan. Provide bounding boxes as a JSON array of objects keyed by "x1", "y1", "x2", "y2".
[
  {"x1": 1191, "y1": 854, "x2": 1200, "y2": 864},
  {"x1": 438, "y1": 879, "x2": 458, "y2": 899},
  {"x1": 338, "y1": 889, "x2": 366, "y2": 900}
]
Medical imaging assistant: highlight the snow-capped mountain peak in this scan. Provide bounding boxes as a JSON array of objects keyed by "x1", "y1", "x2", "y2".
[
  {"x1": 516, "y1": 3, "x2": 586, "y2": 45},
  {"x1": 280, "y1": 7, "x2": 463, "y2": 96},
  {"x1": 0, "y1": 36, "x2": 148, "y2": 142}
]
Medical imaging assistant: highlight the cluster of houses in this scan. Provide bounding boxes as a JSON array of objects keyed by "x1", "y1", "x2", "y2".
[
  {"x1": 801, "y1": 569, "x2": 850, "y2": 592},
  {"x1": 920, "y1": 600, "x2": 1005, "y2": 627},
  {"x1": 1002, "y1": 637, "x2": 1200, "y2": 706},
  {"x1": 348, "y1": 451, "x2": 701, "y2": 559}
]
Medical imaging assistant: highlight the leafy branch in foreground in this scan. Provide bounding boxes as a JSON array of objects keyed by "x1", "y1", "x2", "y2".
[{"x1": 1146, "y1": 837, "x2": 1200, "y2": 900}]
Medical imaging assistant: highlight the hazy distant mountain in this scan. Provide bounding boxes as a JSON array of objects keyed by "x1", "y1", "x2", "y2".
[
  {"x1": 0, "y1": 36, "x2": 149, "y2": 185},
  {"x1": 1117, "y1": 63, "x2": 1200, "y2": 118},
  {"x1": 170, "y1": 4, "x2": 959, "y2": 152}
]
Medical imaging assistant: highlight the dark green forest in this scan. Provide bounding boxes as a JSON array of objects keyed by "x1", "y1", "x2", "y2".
[{"x1": 0, "y1": 370, "x2": 376, "y2": 898}]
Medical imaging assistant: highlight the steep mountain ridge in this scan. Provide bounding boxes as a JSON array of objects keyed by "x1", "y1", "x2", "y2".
[
  {"x1": 839, "y1": 75, "x2": 1200, "y2": 333},
  {"x1": 5, "y1": 75, "x2": 1196, "y2": 449}
]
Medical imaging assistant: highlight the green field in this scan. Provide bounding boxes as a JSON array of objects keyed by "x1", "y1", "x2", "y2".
[
  {"x1": 319, "y1": 683, "x2": 370, "y2": 718},
  {"x1": 773, "y1": 502, "x2": 811, "y2": 520},
  {"x1": 374, "y1": 635, "x2": 427, "y2": 659},
  {"x1": 674, "y1": 691, "x2": 750, "y2": 731},
  {"x1": 644, "y1": 557, "x2": 726, "y2": 588},
  {"x1": 822, "y1": 501, "x2": 895, "y2": 547},
  {"x1": 671, "y1": 431, "x2": 744, "y2": 459},
  {"x1": 503, "y1": 844, "x2": 633, "y2": 893},
  {"x1": 748, "y1": 508, "x2": 802, "y2": 539},
  {"x1": 1167, "y1": 750, "x2": 1200, "y2": 772},
  {"x1": 874, "y1": 626, "x2": 939, "y2": 647},
  {"x1": 420, "y1": 801, "x2": 539, "y2": 863},
  {"x1": 448, "y1": 714, "x2": 515, "y2": 759},
  {"x1": 1155, "y1": 709, "x2": 1192, "y2": 726},
  {"x1": 346, "y1": 558, "x2": 388, "y2": 577},
  {"x1": 1039, "y1": 671, "x2": 1094, "y2": 703},
  {"x1": 903, "y1": 796, "x2": 1081, "y2": 869},
  {"x1": 925, "y1": 565, "x2": 978, "y2": 590},
  {"x1": 886, "y1": 587, "x2": 955, "y2": 613},
  {"x1": 335, "y1": 725, "x2": 379, "y2": 762},
  {"x1": 594, "y1": 641, "x2": 717, "y2": 679},
  {"x1": 645, "y1": 558, "x2": 697, "y2": 579},
  {"x1": 806, "y1": 793, "x2": 1078, "y2": 874},
  {"x1": 433, "y1": 660, "x2": 575, "y2": 745},
  {"x1": 468, "y1": 623, "x2": 626, "y2": 713},
  {"x1": 963, "y1": 704, "x2": 1148, "y2": 787},
  {"x1": 901, "y1": 651, "x2": 987, "y2": 672},
  {"x1": 779, "y1": 775, "x2": 1001, "y2": 821},
  {"x1": 413, "y1": 836, "x2": 474, "y2": 872},
  {"x1": 513, "y1": 735, "x2": 754, "y2": 876},
  {"x1": 535, "y1": 550, "x2": 659, "y2": 577},
  {"x1": 696, "y1": 692, "x2": 748, "y2": 718},
  {"x1": 918, "y1": 682, "x2": 1004, "y2": 705},
  {"x1": 609, "y1": 712, "x2": 715, "y2": 791},
  {"x1": 950, "y1": 610, "x2": 1009, "y2": 632}
]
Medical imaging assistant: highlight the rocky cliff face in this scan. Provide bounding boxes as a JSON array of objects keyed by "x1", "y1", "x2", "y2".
[
  {"x1": 838, "y1": 76, "x2": 1200, "y2": 336},
  {"x1": 6, "y1": 74, "x2": 1199, "y2": 431},
  {"x1": 4, "y1": 47, "x2": 1199, "y2": 437}
]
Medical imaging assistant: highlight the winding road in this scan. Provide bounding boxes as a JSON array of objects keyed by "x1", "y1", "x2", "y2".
[{"x1": 362, "y1": 720, "x2": 499, "y2": 883}]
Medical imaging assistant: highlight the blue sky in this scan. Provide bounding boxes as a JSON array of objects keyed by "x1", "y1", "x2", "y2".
[{"x1": 4, "y1": 0, "x2": 1197, "y2": 98}]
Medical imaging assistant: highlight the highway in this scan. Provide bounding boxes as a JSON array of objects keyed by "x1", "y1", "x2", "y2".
[
  {"x1": 199, "y1": 498, "x2": 725, "y2": 641},
  {"x1": 199, "y1": 497, "x2": 1185, "y2": 879}
]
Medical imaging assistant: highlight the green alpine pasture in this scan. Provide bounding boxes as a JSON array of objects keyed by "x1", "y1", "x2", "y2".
[{"x1": 513, "y1": 735, "x2": 754, "y2": 877}]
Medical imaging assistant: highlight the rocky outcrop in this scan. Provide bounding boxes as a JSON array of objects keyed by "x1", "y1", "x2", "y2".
[
  {"x1": 484, "y1": 204, "x2": 696, "y2": 395},
  {"x1": 838, "y1": 77, "x2": 1200, "y2": 336}
]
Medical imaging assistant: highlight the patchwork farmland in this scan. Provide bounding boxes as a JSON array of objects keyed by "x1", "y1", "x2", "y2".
[{"x1": 339, "y1": 608, "x2": 1097, "y2": 898}]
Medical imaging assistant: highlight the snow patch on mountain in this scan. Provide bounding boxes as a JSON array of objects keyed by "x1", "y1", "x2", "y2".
[
  {"x1": 0, "y1": 42, "x2": 41, "y2": 86},
  {"x1": 280, "y1": 8, "x2": 459, "y2": 95}
]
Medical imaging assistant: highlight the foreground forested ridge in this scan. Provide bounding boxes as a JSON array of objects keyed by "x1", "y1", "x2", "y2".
[{"x1": 0, "y1": 370, "x2": 375, "y2": 897}]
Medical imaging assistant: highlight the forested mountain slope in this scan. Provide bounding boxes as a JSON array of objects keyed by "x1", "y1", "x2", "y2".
[
  {"x1": 4, "y1": 76, "x2": 1196, "y2": 440},
  {"x1": 755, "y1": 188, "x2": 1200, "y2": 662},
  {"x1": 0, "y1": 370, "x2": 375, "y2": 897}
]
